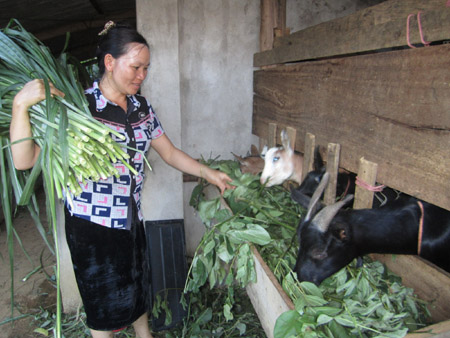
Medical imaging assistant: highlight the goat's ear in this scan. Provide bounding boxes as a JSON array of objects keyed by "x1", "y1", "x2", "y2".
[
  {"x1": 291, "y1": 189, "x2": 313, "y2": 209},
  {"x1": 313, "y1": 146, "x2": 324, "y2": 171},
  {"x1": 260, "y1": 145, "x2": 268, "y2": 158},
  {"x1": 281, "y1": 129, "x2": 293, "y2": 154},
  {"x1": 251, "y1": 144, "x2": 260, "y2": 156}
]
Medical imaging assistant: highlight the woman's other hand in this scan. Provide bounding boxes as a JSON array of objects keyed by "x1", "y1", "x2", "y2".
[{"x1": 202, "y1": 167, "x2": 234, "y2": 195}]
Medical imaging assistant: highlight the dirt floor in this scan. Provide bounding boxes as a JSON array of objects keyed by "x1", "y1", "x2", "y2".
[{"x1": 0, "y1": 188, "x2": 56, "y2": 338}]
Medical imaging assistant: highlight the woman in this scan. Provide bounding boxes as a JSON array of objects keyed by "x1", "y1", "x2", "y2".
[{"x1": 10, "y1": 22, "x2": 233, "y2": 338}]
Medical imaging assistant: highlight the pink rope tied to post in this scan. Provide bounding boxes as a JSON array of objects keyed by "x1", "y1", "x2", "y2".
[
  {"x1": 406, "y1": 11, "x2": 431, "y2": 48},
  {"x1": 355, "y1": 176, "x2": 385, "y2": 192}
]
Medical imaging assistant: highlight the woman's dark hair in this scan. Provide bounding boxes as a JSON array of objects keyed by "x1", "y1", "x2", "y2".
[{"x1": 96, "y1": 23, "x2": 149, "y2": 78}]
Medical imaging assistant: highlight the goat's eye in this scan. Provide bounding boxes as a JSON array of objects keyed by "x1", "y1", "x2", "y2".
[{"x1": 272, "y1": 156, "x2": 280, "y2": 163}]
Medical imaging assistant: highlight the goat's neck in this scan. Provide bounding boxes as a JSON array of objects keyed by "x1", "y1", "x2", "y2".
[
  {"x1": 348, "y1": 206, "x2": 420, "y2": 256},
  {"x1": 289, "y1": 154, "x2": 304, "y2": 184}
]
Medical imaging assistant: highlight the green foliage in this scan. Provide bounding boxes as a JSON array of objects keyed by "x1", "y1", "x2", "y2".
[
  {"x1": 189, "y1": 159, "x2": 432, "y2": 338},
  {"x1": 275, "y1": 259, "x2": 430, "y2": 337},
  {"x1": 29, "y1": 285, "x2": 265, "y2": 337}
]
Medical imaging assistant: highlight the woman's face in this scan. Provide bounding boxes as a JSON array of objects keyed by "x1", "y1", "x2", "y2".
[{"x1": 108, "y1": 42, "x2": 150, "y2": 96}]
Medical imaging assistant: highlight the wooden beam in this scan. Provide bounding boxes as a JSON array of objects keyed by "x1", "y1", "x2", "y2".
[
  {"x1": 285, "y1": 126, "x2": 296, "y2": 150},
  {"x1": 259, "y1": 0, "x2": 287, "y2": 52},
  {"x1": 267, "y1": 123, "x2": 277, "y2": 148},
  {"x1": 302, "y1": 133, "x2": 315, "y2": 180},
  {"x1": 35, "y1": 10, "x2": 136, "y2": 41},
  {"x1": 253, "y1": 44, "x2": 450, "y2": 210},
  {"x1": 254, "y1": 0, "x2": 450, "y2": 67},
  {"x1": 324, "y1": 143, "x2": 340, "y2": 205},
  {"x1": 353, "y1": 158, "x2": 378, "y2": 210}
]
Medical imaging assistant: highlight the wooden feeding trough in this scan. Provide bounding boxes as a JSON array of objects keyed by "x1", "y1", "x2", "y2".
[{"x1": 247, "y1": 0, "x2": 450, "y2": 336}]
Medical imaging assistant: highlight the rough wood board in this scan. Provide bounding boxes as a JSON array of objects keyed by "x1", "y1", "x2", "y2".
[
  {"x1": 253, "y1": 44, "x2": 450, "y2": 210},
  {"x1": 254, "y1": 0, "x2": 450, "y2": 66},
  {"x1": 354, "y1": 157, "x2": 378, "y2": 210},
  {"x1": 324, "y1": 143, "x2": 340, "y2": 205},
  {"x1": 406, "y1": 319, "x2": 450, "y2": 337},
  {"x1": 246, "y1": 247, "x2": 294, "y2": 338},
  {"x1": 302, "y1": 133, "x2": 315, "y2": 180},
  {"x1": 371, "y1": 254, "x2": 450, "y2": 323}
]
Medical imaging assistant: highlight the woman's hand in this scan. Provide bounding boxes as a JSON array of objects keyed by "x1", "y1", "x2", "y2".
[
  {"x1": 202, "y1": 167, "x2": 234, "y2": 195},
  {"x1": 13, "y1": 79, "x2": 65, "y2": 110}
]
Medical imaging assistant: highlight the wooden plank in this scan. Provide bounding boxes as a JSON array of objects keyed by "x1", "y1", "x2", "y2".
[
  {"x1": 405, "y1": 319, "x2": 450, "y2": 337},
  {"x1": 302, "y1": 133, "x2": 315, "y2": 180},
  {"x1": 285, "y1": 126, "x2": 296, "y2": 150},
  {"x1": 260, "y1": 0, "x2": 276, "y2": 52},
  {"x1": 259, "y1": 0, "x2": 287, "y2": 52},
  {"x1": 324, "y1": 143, "x2": 340, "y2": 205},
  {"x1": 371, "y1": 254, "x2": 450, "y2": 323},
  {"x1": 254, "y1": 0, "x2": 450, "y2": 66},
  {"x1": 252, "y1": 44, "x2": 450, "y2": 210},
  {"x1": 57, "y1": 201, "x2": 82, "y2": 313},
  {"x1": 246, "y1": 247, "x2": 294, "y2": 338},
  {"x1": 353, "y1": 158, "x2": 378, "y2": 210},
  {"x1": 268, "y1": 123, "x2": 277, "y2": 148}
]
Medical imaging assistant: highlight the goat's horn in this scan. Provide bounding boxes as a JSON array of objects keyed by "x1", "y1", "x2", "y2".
[
  {"x1": 312, "y1": 194, "x2": 354, "y2": 232},
  {"x1": 304, "y1": 172, "x2": 330, "y2": 221}
]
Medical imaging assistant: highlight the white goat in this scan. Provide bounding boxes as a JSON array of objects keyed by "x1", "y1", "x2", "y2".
[{"x1": 260, "y1": 130, "x2": 304, "y2": 187}]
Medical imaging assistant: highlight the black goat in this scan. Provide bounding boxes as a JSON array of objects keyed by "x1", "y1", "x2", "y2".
[{"x1": 292, "y1": 172, "x2": 450, "y2": 286}]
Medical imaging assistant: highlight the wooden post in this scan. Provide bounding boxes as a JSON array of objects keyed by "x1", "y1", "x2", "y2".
[
  {"x1": 273, "y1": 0, "x2": 287, "y2": 39},
  {"x1": 285, "y1": 126, "x2": 296, "y2": 150},
  {"x1": 260, "y1": 0, "x2": 287, "y2": 52},
  {"x1": 260, "y1": 0, "x2": 275, "y2": 52},
  {"x1": 268, "y1": 123, "x2": 277, "y2": 148},
  {"x1": 354, "y1": 157, "x2": 378, "y2": 209},
  {"x1": 57, "y1": 200, "x2": 82, "y2": 312},
  {"x1": 302, "y1": 133, "x2": 315, "y2": 180},
  {"x1": 259, "y1": 137, "x2": 268, "y2": 153},
  {"x1": 324, "y1": 143, "x2": 340, "y2": 205}
]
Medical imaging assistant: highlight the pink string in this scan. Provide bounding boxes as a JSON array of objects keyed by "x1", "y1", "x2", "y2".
[
  {"x1": 417, "y1": 12, "x2": 430, "y2": 46},
  {"x1": 417, "y1": 201, "x2": 424, "y2": 256},
  {"x1": 447, "y1": 0, "x2": 450, "y2": 7},
  {"x1": 355, "y1": 176, "x2": 385, "y2": 192},
  {"x1": 406, "y1": 11, "x2": 430, "y2": 48}
]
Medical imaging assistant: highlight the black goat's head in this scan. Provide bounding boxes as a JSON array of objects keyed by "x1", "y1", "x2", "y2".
[
  {"x1": 291, "y1": 146, "x2": 355, "y2": 209},
  {"x1": 294, "y1": 146, "x2": 325, "y2": 198},
  {"x1": 292, "y1": 172, "x2": 356, "y2": 285}
]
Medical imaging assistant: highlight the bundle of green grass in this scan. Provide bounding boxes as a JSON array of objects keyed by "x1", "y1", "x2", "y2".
[{"x1": 0, "y1": 19, "x2": 137, "y2": 201}]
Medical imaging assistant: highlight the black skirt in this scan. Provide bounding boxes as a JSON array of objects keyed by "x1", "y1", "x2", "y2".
[{"x1": 64, "y1": 207, "x2": 150, "y2": 331}]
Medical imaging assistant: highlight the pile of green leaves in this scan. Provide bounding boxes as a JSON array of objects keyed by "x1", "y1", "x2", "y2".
[
  {"x1": 275, "y1": 259, "x2": 430, "y2": 338},
  {"x1": 188, "y1": 159, "x2": 431, "y2": 338},
  {"x1": 187, "y1": 159, "x2": 300, "y2": 322},
  {"x1": 31, "y1": 284, "x2": 265, "y2": 338}
]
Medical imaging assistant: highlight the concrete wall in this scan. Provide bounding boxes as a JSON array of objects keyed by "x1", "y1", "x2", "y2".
[{"x1": 136, "y1": 0, "x2": 260, "y2": 255}]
